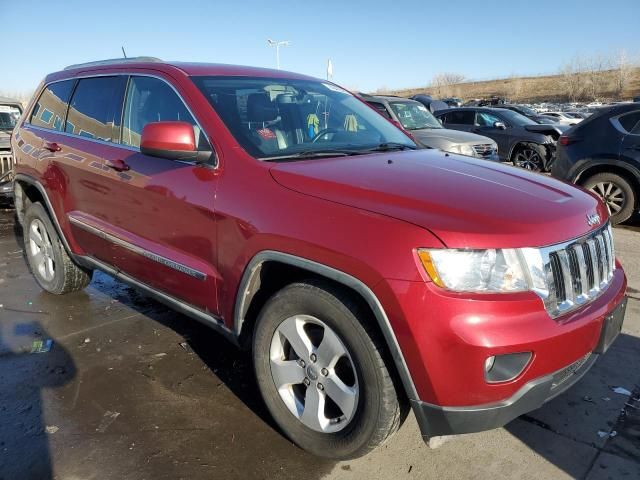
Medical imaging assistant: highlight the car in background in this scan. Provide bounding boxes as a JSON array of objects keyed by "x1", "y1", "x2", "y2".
[
  {"x1": 410, "y1": 95, "x2": 449, "y2": 113},
  {"x1": 493, "y1": 104, "x2": 560, "y2": 125},
  {"x1": 566, "y1": 111, "x2": 590, "y2": 120},
  {"x1": 436, "y1": 107, "x2": 563, "y2": 171},
  {"x1": 551, "y1": 103, "x2": 640, "y2": 224},
  {"x1": 544, "y1": 112, "x2": 581, "y2": 126},
  {"x1": 634, "y1": 96, "x2": 640, "y2": 103},
  {"x1": 0, "y1": 96, "x2": 23, "y2": 199},
  {"x1": 365, "y1": 95, "x2": 499, "y2": 161},
  {"x1": 441, "y1": 97, "x2": 463, "y2": 107}
]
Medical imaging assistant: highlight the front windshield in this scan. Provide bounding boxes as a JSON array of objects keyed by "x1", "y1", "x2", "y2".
[
  {"x1": 389, "y1": 101, "x2": 442, "y2": 130},
  {"x1": 496, "y1": 109, "x2": 538, "y2": 126},
  {"x1": 516, "y1": 105, "x2": 536, "y2": 116},
  {"x1": 192, "y1": 76, "x2": 416, "y2": 160},
  {"x1": 0, "y1": 111, "x2": 17, "y2": 131}
]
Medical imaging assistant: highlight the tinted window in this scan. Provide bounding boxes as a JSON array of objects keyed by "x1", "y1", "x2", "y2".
[
  {"x1": 66, "y1": 76, "x2": 127, "y2": 143},
  {"x1": 442, "y1": 110, "x2": 474, "y2": 125},
  {"x1": 367, "y1": 101, "x2": 392, "y2": 119},
  {"x1": 618, "y1": 111, "x2": 640, "y2": 134},
  {"x1": 30, "y1": 80, "x2": 75, "y2": 131},
  {"x1": 475, "y1": 112, "x2": 502, "y2": 127},
  {"x1": 122, "y1": 76, "x2": 209, "y2": 150}
]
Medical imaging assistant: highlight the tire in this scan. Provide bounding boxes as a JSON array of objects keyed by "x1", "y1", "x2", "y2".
[
  {"x1": 582, "y1": 173, "x2": 636, "y2": 225},
  {"x1": 253, "y1": 280, "x2": 403, "y2": 459},
  {"x1": 23, "y1": 202, "x2": 93, "y2": 294},
  {"x1": 511, "y1": 143, "x2": 547, "y2": 171}
]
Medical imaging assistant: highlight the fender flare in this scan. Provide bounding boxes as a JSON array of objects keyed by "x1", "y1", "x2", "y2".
[
  {"x1": 14, "y1": 173, "x2": 74, "y2": 254},
  {"x1": 233, "y1": 250, "x2": 420, "y2": 401}
]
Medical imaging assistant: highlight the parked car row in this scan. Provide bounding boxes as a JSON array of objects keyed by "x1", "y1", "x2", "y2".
[{"x1": 10, "y1": 57, "x2": 629, "y2": 459}]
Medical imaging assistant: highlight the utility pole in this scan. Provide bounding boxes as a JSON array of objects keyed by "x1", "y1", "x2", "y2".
[{"x1": 267, "y1": 39, "x2": 291, "y2": 69}]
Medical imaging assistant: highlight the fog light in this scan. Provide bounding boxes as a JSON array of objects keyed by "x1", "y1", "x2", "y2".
[{"x1": 484, "y1": 352, "x2": 532, "y2": 383}]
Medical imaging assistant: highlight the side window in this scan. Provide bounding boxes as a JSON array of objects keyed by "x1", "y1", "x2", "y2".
[
  {"x1": 29, "y1": 80, "x2": 75, "y2": 131},
  {"x1": 618, "y1": 111, "x2": 640, "y2": 134},
  {"x1": 445, "y1": 110, "x2": 475, "y2": 125},
  {"x1": 367, "y1": 102, "x2": 392, "y2": 119},
  {"x1": 122, "y1": 76, "x2": 209, "y2": 150},
  {"x1": 476, "y1": 112, "x2": 502, "y2": 127},
  {"x1": 65, "y1": 76, "x2": 127, "y2": 143}
]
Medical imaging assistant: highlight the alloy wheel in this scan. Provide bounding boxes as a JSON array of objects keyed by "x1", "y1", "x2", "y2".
[
  {"x1": 590, "y1": 182, "x2": 626, "y2": 215},
  {"x1": 514, "y1": 148, "x2": 542, "y2": 171},
  {"x1": 28, "y1": 218, "x2": 55, "y2": 282},
  {"x1": 269, "y1": 315, "x2": 359, "y2": 433}
]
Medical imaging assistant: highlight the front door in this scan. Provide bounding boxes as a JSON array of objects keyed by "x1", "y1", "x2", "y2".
[{"x1": 95, "y1": 75, "x2": 220, "y2": 315}]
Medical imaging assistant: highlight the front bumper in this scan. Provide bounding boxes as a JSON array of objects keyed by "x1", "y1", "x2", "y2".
[{"x1": 412, "y1": 350, "x2": 598, "y2": 438}]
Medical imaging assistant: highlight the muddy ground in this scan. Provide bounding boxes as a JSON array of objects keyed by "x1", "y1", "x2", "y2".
[{"x1": 1, "y1": 207, "x2": 639, "y2": 480}]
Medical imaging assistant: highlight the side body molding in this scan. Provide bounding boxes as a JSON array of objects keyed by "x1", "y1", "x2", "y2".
[{"x1": 234, "y1": 250, "x2": 420, "y2": 401}]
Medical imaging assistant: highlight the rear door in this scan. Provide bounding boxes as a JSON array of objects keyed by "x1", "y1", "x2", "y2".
[
  {"x1": 439, "y1": 110, "x2": 475, "y2": 132},
  {"x1": 94, "y1": 74, "x2": 220, "y2": 314},
  {"x1": 618, "y1": 110, "x2": 640, "y2": 170}
]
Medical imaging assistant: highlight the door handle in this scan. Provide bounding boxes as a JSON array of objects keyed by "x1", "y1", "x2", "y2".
[
  {"x1": 43, "y1": 141, "x2": 61, "y2": 152},
  {"x1": 106, "y1": 159, "x2": 130, "y2": 172}
]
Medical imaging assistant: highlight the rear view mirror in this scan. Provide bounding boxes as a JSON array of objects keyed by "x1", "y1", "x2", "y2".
[
  {"x1": 493, "y1": 121, "x2": 506, "y2": 130},
  {"x1": 141, "y1": 121, "x2": 200, "y2": 161}
]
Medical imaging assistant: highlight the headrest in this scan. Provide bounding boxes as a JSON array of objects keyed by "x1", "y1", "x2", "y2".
[{"x1": 247, "y1": 93, "x2": 278, "y2": 122}]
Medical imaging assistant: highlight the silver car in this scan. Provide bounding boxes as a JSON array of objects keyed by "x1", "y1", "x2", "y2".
[{"x1": 364, "y1": 95, "x2": 499, "y2": 161}]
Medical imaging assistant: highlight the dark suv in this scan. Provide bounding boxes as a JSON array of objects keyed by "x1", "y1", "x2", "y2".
[
  {"x1": 551, "y1": 103, "x2": 640, "y2": 224},
  {"x1": 12, "y1": 58, "x2": 627, "y2": 459},
  {"x1": 436, "y1": 107, "x2": 563, "y2": 171}
]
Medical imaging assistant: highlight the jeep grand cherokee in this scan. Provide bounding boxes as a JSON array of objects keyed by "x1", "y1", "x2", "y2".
[{"x1": 12, "y1": 58, "x2": 627, "y2": 459}]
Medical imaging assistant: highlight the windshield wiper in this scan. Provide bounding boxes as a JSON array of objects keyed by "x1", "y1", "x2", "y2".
[
  {"x1": 261, "y1": 149, "x2": 369, "y2": 162},
  {"x1": 363, "y1": 142, "x2": 416, "y2": 152}
]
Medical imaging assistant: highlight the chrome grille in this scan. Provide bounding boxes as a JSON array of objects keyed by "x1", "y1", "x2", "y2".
[
  {"x1": 0, "y1": 151, "x2": 14, "y2": 182},
  {"x1": 472, "y1": 144, "x2": 495, "y2": 157},
  {"x1": 533, "y1": 224, "x2": 615, "y2": 318}
]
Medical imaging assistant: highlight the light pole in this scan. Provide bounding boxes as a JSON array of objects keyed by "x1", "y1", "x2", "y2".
[{"x1": 267, "y1": 39, "x2": 291, "y2": 69}]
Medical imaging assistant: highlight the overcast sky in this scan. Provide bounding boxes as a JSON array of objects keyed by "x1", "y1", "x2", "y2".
[{"x1": 3, "y1": 0, "x2": 639, "y2": 95}]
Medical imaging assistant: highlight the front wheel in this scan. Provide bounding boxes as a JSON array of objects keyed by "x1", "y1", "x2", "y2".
[
  {"x1": 253, "y1": 281, "x2": 404, "y2": 459},
  {"x1": 582, "y1": 172, "x2": 636, "y2": 225},
  {"x1": 511, "y1": 143, "x2": 547, "y2": 171}
]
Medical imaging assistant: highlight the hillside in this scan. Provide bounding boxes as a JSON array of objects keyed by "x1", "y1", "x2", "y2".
[{"x1": 383, "y1": 68, "x2": 640, "y2": 103}]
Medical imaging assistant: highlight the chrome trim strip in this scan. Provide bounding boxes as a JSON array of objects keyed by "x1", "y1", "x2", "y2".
[
  {"x1": 27, "y1": 124, "x2": 139, "y2": 152},
  {"x1": 233, "y1": 250, "x2": 420, "y2": 402},
  {"x1": 82, "y1": 255, "x2": 237, "y2": 344},
  {"x1": 68, "y1": 216, "x2": 207, "y2": 281}
]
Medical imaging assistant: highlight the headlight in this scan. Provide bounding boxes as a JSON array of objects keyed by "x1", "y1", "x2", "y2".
[
  {"x1": 417, "y1": 248, "x2": 529, "y2": 292},
  {"x1": 447, "y1": 144, "x2": 476, "y2": 157}
]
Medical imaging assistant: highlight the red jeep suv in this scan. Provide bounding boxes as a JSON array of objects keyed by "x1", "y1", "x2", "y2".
[{"x1": 12, "y1": 58, "x2": 627, "y2": 459}]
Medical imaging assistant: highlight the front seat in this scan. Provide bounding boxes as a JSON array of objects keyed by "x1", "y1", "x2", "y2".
[{"x1": 246, "y1": 93, "x2": 288, "y2": 154}]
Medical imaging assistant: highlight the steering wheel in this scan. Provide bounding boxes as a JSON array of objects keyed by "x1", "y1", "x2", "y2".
[{"x1": 311, "y1": 128, "x2": 339, "y2": 143}]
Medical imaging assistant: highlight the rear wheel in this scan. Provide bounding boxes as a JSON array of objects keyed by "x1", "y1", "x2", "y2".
[
  {"x1": 582, "y1": 172, "x2": 635, "y2": 225},
  {"x1": 253, "y1": 281, "x2": 403, "y2": 459},
  {"x1": 511, "y1": 143, "x2": 547, "y2": 171},
  {"x1": 23, "y1": 203, "x2": 93, "y2": 294}
]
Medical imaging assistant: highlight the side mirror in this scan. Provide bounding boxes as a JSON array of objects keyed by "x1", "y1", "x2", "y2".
[
  {"x1": 141, "y1": 121, "x2": 199, "y2": 161},
  {"x1": 493, "y1": 121, "x2": 506, "y2": 130}
]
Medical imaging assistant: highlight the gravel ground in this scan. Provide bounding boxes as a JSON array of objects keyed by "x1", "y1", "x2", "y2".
[{"x1": 0, "y1": 208, "x2": 638, "y2": 480}]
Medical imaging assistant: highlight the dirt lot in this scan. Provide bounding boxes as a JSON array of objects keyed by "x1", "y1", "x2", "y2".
[{"x1": 0, "y1": 208, "x2": 639, "y2": 480}]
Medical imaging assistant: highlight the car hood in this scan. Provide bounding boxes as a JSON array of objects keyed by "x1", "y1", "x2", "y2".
[
  {"x1": 270, "y1": 150, "x2": 608, "y2": 249},
  {"x1": 410, "y1": 128, "x2": 493, "y2": 146}
]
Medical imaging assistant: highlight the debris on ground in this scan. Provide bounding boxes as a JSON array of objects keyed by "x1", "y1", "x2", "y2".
[
  {"x1": 583, "y1": 395, "x2": 595, "y2": 403},
  {"x1": 179, "y1": 342, "x2": 193, "y2": 353},
  {"x1": 84, "y1": 338, "x2": 91, "y2": 343},
  {"x1": 30, "y1": 339, "x2": 53, "y2": 354},
  {"x1": 152, "y1": 353, "x2": 167, "y2": 359},
  {"x1": 45, "y1": 425, "x2": 59, "y2": 434},
  {"x1": 602, "y1": 397, "x2": 611, "y2": 402},
  {"x1": 96, "y1": 411, "x2": 121, "y2": 433},
  {"x1": 611, "y1": 386, "x2": 632, "y2": 396},
  {"x1": 597, "y1": 430, "x2": 618, "y2": 438}
]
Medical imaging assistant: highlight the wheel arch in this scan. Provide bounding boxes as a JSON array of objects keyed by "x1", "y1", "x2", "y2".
[
  {"x1": 233, "y1": 250, "x2": 419, "y2": 402},
  {"x1": 574, "y1": 160, "x2": 640, "y2": 194},
  {"x1": 14, "y1": 174, "x2": 74, "y2": 254}
]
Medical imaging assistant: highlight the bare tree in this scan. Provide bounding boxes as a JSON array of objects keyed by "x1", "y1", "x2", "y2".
[
  {"x1": 584, "y1": 54, "x2": 611, "y2": 101},
  {"x1": 613, "y1": 49, "x2": 633, "y2": 98},
  {"x1": 431, "y1": 73, "x2": 466, "y2": 97},
  {"x1": 557, "y1": 56, "x2": 585, "y2": 102}
]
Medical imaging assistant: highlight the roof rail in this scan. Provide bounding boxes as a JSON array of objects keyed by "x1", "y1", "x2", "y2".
[{"x1": 64, "y1": 56, "x2": 163, "y2": 70}]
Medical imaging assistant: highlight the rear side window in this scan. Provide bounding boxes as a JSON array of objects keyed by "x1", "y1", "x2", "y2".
[
  {"x1": 30, "y1": 80, "x2": 75, "y2": 131},
  {"x1": 122, "y1": 76, "x2": 209, "y2": 150},
  {"x1": 618, "y1": 111, "x2": 640, "y2": 134},
  {"x1": 442, "y1": 110, "x2": 475, "y2": 125},
  {"x1": 65, "y1": 76, "x2": 127, "y2": 143}
]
